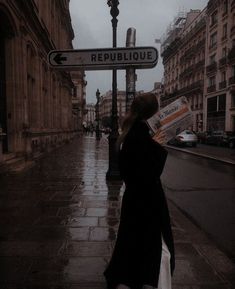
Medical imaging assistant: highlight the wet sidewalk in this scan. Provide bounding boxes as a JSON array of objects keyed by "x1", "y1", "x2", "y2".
[{"x1": 0, "y1": 136, "x2": 234, "y2": 289}]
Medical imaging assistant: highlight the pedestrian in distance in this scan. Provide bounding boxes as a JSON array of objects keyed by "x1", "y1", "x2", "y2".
[{"x1": 104, "y1": 92, "x2": 175, "y2": 289}]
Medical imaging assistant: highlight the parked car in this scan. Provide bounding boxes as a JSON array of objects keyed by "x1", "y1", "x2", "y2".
[
  {"x1": 205, "y1": 131, "x2": 235, "y2": 147},
  {"x1": 196, "y1": 131, "x2": 209, "y2": 144},
  {"x1": 228, "y1": 136, "x2": 235, "y2": 149},
  {"x1": 168, "y1": 130, "x2": 198, "y2": 147}
]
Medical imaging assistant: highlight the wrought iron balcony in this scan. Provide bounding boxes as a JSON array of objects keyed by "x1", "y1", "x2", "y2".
[
  {"x1": 228, "y1": 47, "x2": 235, "y2": 62},
  {"x1": 179, "y1": 65, "x2": 194, "y2": 79},
  {"x1": 229, "y1": 76, "x2": 235, "y2": 85},
  {"x1": 206, "y1": 62, "x2": 217, "y2": 74},
  {"x1": 219, "y1": 81, "x2": 227, "y2": 89},
  {"x1": 231, "y1": 25, "x2": 235, "y2": 36},
  {"x1": 219, "y1": 57, "x2": 227, "y2": 67},
  {"x1": 232, "y1": 0, "x2": 235, "y2": 11},
  {"x1": 207, "y1": 0, "x2": 219, "y2": 14},
  {"x1": 194, "y1": 59, "x2": 205, "y2": 70},
  {"x1": 207, "y1": 85, "x2": 216, "y2": 93},
  {"x1": 178, "y1": 80, "x2": 204, "y2": 95}
]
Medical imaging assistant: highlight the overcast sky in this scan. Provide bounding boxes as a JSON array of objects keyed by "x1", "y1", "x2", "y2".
[{"x1": 69, "y1": 0, "x2": 208, "y2": 103}]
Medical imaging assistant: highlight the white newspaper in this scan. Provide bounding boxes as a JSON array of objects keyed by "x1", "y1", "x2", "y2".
[{"x1": 146, "y1": 96, "x2": 193, "y2": 142}]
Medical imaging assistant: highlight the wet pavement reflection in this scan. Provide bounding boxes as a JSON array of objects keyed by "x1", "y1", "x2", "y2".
[
  {"x1": 0, "y1": 136, "x2": 124, "y2": 288},
  {"x1": 0, "y1": 135, "x2": 234, "y2": 289}
]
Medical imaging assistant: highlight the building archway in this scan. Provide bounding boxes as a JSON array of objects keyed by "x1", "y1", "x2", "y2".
[{"x1": 0, "y1": 8, "x2": 16, "y2": 153}]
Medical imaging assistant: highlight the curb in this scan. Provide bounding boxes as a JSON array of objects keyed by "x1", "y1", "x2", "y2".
[{"x1": 165, "y1": 145, "x2": 235, "y2": 166}]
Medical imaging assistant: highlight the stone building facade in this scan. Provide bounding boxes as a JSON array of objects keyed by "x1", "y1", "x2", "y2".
[
  {"x1": 151, "y1": 82, "x2": 164, "y2": 108},
  {"x1": 99, "y1": 90, "x2": 127, "y2": 128},
  {"x1": 161, "y1": 1, "x2": 235, "y2": 133},
  {"x1": 161, "y1": 9, "x2": 206, "y2": 131},
  {"x1": 84, "y1": 103, "x2": 96, "y2": 130},
  {"x1": 99, "y1": 90, "x2": 144, "y2": 128},
  {"x1": 0, "y1": 0, "x2": 83, "y2": 169},
  {"x1": 71, "y1": 71, "x2": 87, "y2": 132},
  {"x1": 204, "y1": 0, "x2": 235, "y2": 132}
]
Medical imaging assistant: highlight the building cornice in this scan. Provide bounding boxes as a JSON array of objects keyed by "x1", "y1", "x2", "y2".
[{"x1": 58, "y1": 0, "x2": 74, "y2": 41}]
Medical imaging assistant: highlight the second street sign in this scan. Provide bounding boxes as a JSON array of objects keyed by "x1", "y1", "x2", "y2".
[{"x1": 48, "y1": 47, "x2": 158, "y2": 70}]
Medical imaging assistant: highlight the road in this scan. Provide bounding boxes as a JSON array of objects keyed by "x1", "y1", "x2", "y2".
[{"x1": 162, "y1": 149, "x2": 235, "y2": 262}]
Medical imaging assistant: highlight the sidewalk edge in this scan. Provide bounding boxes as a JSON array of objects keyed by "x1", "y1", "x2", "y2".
[{"x1": 165, "y1": 145, "x2": 235, "y2": 166}]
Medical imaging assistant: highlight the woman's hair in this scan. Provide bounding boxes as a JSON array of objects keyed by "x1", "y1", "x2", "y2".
[{"x1": 117, "y1": 92, "x2": 159, "y2": 149}]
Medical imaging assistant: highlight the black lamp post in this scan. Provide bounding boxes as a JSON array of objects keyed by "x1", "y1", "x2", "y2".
[
  {"x1": 95, "y1": 89, "x2": 101, "y2": 140},
  {"x1": 106, "y1": 0, "x2": 120, "y2": 180}
]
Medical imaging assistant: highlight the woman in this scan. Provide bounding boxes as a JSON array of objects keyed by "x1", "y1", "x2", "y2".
[{"x1": 104, "y1": 92, "x2": 175, "y2": 289}]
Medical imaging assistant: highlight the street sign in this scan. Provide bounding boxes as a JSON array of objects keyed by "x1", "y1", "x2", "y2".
[{"x1": 48, "y1": 47, "x2": 158, "y2": 70}]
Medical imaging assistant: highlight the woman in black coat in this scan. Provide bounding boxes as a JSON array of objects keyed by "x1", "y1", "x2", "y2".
[{"x1": 104, "y1": 93, "x2": 175, "y2": 289}]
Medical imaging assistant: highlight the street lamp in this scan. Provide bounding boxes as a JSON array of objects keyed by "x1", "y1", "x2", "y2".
[
  {"x1": 95, "y1": 89, "x2": 101, "y2": 140},
  {"x1": 106, "y1": 0, "x2": 120, "y2": 180}
]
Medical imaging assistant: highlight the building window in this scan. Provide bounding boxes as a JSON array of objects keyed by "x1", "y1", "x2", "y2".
[
  {"x1": 221, "y1": 71, "x2": 226, "y2": 82},
  {"x1": 220, "y1": 72, "x2": 227, "y2": 88},
  {"x1": 222, "y1": 23, "x2": 227, "y2": 39},
  {"x1": 233, "y1": 14, "x2": 235, "y2": 27},
  {"x1": 222, "y1": 47, "x2": 227, "y2": 57},
  {"x1": 210, "y1": 54, "x2": 216, "y2": 64},
  {"x1": 218, "y1": 94, "x2": 226, "y2": 111},
  {"x1": 207, "y1": 96, "x2": 217, "y2": 112},
  {"x1": 207, "y1": 95, "x2": 226, "y2": 113},
  {"x1": 223, "y1": 0, "x2": 228, "y2": 14},
  {"x1": 232, "y1": 65, "x2": 235, "y2": 77},
  {"x1": 211, "y1": 10, "x2": 218, "y2": 26},
  {"x1": 209, "y1": 76, "x2": 216, "y2": 86},
  {"x1": 210, "y1": 32, "x2": 217, "y2": 48},
  {"x1": 232, "y1": 94, "x2": 235, "y2": 107},
  {"x1": 233, "y1": 39, "x2": 235, "y2": 47}
]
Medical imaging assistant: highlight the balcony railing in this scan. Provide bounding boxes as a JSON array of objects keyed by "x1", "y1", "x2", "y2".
[
  {"x1": 219, "y1": 57, "x2": 227, "y2": 67},
  {"x1": 231, "y1": 25, "x2": 235, "y2": 36},
  {"x1": 194, "y1": 59, "x2": 205, "y2": 70},
  {"x1": 209, "y1": 21, "x2": 218, "y2": 29},
  {"x1": 179, "y1": 65, "x2": 194, "y2": 79},
  {"x1": 161, "y1": 90, "x2": 178, "y2": 101},
  {"x1": 207, "y1": 0, "x2": 219, "y2": 14},
  {"x1": 207, "y1": 85, "x2": 216, "y2": 93},
  {"x1": 221, "y1": 35, "x2": 227, "y2": 42},
  {"x1": 232, "y1": 0, "x2": 235, "y2": 11},
  {"x1": 209, "y1": 44, "x2": 217, "y2": 51},
  {"x1": 178, "y1": 80, "x2": 204, "y2": 95},
  {"x1": 180, "y1": 40, "x2": 206, "y2": 64},
  {"x1": 229, "y1": 76, "x2": 235, "y2": 85},
  {"x1": 180, "y1": 61, "x2": 205, "y2": 79},
  {"x1": 196, "y1": 40, "x2": 206, "y2": 51},
  {"x1": 189, "y1": 80, "x2": 204, "y2": 90},
  {"x1": 219, "y1": 81, "x2": 227, "y2": 89},
  {"x1": 206, "y1": 62, "x2": 217, "y2": 74},
  {"x1": 228, "y1": 47, "x2": 235, "y2": 62}
]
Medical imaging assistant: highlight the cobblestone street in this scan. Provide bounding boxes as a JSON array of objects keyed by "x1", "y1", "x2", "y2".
[{"x1": 0, "y1": 135, "x2": 234, "y2": 289}]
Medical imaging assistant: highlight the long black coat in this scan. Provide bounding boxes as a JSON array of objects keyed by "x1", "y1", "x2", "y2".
[{"x1": 104, "y1": 120, "x2": 175, "y2": 289}]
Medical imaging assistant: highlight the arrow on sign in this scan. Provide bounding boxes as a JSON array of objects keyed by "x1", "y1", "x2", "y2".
[{"x1": 53, "y1": 53, "x2": 67, "y2": 65}]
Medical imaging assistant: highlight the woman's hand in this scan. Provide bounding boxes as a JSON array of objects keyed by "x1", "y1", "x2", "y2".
[{"x1": 152, "y1": 130, "x2": 166, "y2": 145}]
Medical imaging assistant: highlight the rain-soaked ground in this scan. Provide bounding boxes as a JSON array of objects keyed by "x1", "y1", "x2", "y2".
[{"x1": 0, "y1": 135, "x2": 234, "y2": 289}]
